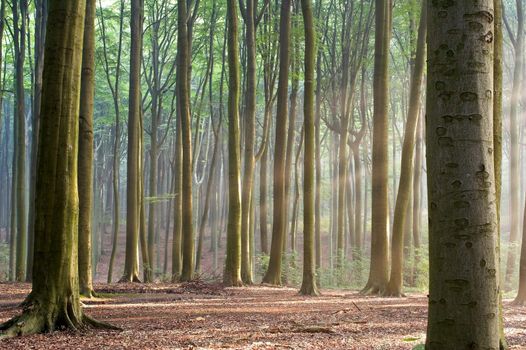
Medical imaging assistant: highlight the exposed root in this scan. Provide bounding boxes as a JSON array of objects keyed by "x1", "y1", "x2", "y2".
[
  {"x1": 299, "y1": 283, "x2": 320, "y2": 296},
  {"x1": 83, "y1": 315, "x2": 122, "y2": 331},
  {"x1": 0, "y1": 300, "x2": 121, "y2": 341},
  {"x1": 360, "y1": 282, "x2": 385, "y2": 296},
  {"x1": 118, "y1": 275, "x2": 142, "y2": 283},
  {"x1": 80, "y1": 289, "x2": 99, "y2": 299},
  {"x1": 381, "y1": 290, "x2": 406, "y2": 298}
]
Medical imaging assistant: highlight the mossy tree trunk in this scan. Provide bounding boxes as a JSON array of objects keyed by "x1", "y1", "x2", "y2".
[
  {"x1": 0, "y1": 0, "x2": 118, "y2": 338},
  {"x1": 426, "y1": 0, "x2": 503, "y2": 347},
  {"x1": 78, "y1": 0, "x2": 96, "y2": 298}
]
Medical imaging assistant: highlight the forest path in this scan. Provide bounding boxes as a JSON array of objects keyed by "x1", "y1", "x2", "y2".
[{"x1": 0, "y1": 282, "x2": 525, "y2": 349}]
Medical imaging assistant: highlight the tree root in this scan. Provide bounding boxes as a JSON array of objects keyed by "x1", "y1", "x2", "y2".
[
  {"x1": 0, "y1": 300, "x2": 121, "y2": 341},
  {"x1": 360, "y1": 283, "x2": 384, "y2": 296},
  {"x1": 299, "y1": 283, "x2": 320, "y2": 296}
]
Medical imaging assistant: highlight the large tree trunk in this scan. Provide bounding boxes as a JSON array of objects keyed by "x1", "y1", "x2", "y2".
[
  {"x1": 122, "y1": 0, "x2": 143, "y2": 283},
  {"x1": 78, "y1": 0, "x2": 96, "y2": 297},
  {"x1": 223, "y1": 0, "x2": 243, "y2": 287},
  {"x1": 299, "y1": 0, "x2": 319, "y2": 296},
  {"x1": 384, "y1": 0, "x2": 426, "y2": 297},
  {"x1": 262, "y1": 0, "x2": 291, "y2": 286},
  {"x1": 426, "y1": 0, "x2": 502, "y2": 347},
  {"x1": 362, "y1": 0, "x2": 391, "y2": 295},
  {"x1": 0, "y1": 0, "x2": 117, "y2": 338}
]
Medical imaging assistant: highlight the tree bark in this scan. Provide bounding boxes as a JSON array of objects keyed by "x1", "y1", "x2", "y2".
[
  {"x1": 362, "y1": 0, "x2": 391, "y2": 295},
  {"x1": 223, "y1": 0, "x2": 243, "y2": 287},
  {"x1": 122, "y1": 0, "x2": 143, "y2": 283},
  {"x1": 78, "y1": 0, "x2": 96, "y2": 297},
  {"x1": 426, "y1": 0, "x2": 502, "y2": 347},
  {"x1": 13, "y1": 0, "x2": 28, "y2": 282},
  {"x1": 262, "y1": 0, "x2": 291, "y2": 286},
  {"x1": 299, "y1": 0, "x2": 319, "y2": 296},
  {"x1": 177, "y1": 0, "x2": 195, "y2": 282}
]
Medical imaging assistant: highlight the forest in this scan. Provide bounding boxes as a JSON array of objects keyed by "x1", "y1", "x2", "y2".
[{"x1": 0, "y1": 0, "x2": 525, "y2": 348}]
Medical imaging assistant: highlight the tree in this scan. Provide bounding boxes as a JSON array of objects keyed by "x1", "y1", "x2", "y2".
[
  {"x1": 384, "y1": 0, "x2": 426, "y2": 297},
  {"x1": 426, "y1": 0, "x2": 503, "y2": 347},
  {"x1": 223, "y1": 0, "x2": 243, "y2": 287},
  {"x1": 13, "y1": 0, "x2": 28, "y2": 282},
  {"x1": 26, "y1": 0, "x2": 48, "y2": 282},
  {"x1": 122, "y1": 0, "x2": 144, "y2": 283},
  {"x1": 299, "y1": 0, "x2": 319, "y2": 297},
  {"x1": 99, "y1": 0, "x2": 125, "y2": 283},
  {"x1": 78, "y1": 0, "x2": 97, "y2": 297},
  {"x1": 177, "y1": 0, "x2": 195, "y2": 282},
  {"x1": 504, "y1": 0, "x2": 523, "y2": 291},
  {"x1": 262, "y1": 0, "x2": 291, "y2": 286},
  {"x1": 362, "y1": 0, "x2": 391, "y2": 295},
  {"x1": 0, "y1": 0, "x2": 117, "y2": 337}
]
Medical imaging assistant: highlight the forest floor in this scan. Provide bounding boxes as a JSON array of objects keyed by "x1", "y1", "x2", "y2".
[{"x1": 1, "y1": 282, "x2": 525, "y2": 349}]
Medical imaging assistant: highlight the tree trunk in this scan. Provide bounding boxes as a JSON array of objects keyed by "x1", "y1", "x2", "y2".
[
  {"x1": 78, "y1": 0, "x2": 96, "y2": 297},
  {"x1": 177, "y1": 0, "x2": 195, "y2": 282},
  {"x1": 411, "y1": 113, "x2": 423, "y2": 286},
  {"x1": 362, "y1": 0, "x2": 391, "y2": 295},
  {"x1": 426, "y1": 0, "x2": 502, "y2": 347},
  {"x1": 239, "y1": 0, "x2": 258, "y2": 285},
  {"x1": 26, "y1": 0, "x2": 47, "y2": 282},
  {"x1": 384, "y1": 0, "x2": 426, "y2": 297},
  {"x1": 299, "y1": 0, "x2": 319, "y2": 296},
  {"x1": 122, "y1": 0, "x2": 143, "y2": 283},
  {"x1": 223, "y1": 0, "x2": 243, "y2": 287},
  {"x1": 13, "y1": 0, "x2": 28, "y2": 282},
  {"x1": 262, "y1": 0, "x2": 291, "y2": 286},
  {"x1": 0, "y1": 0, "x2": 118, "y2": 337},
  {"x1": 504, "y1": 0, "x2": 524, "y2": 291}
]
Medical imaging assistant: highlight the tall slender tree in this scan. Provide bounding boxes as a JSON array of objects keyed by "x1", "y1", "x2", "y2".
[
  {"x1": 299, "y1": 0, "x2": 318, "y2": 296},
  {"x1": 78, "y1": 0, "x2": 96, "y2": 297},
  {"x1": 262, "y1": 0, "x2": 291, "y2": 286},
  {"x1": 504, "y1": 0, "x2": 524, "y2": 291},
  {"x1": 362, "y1": 0, "x2": 391, "y2": 295},
  {"x1": 122, "y1": 0, "x2": 144, "y2": 283},
  {"x1": 26, "y1": 0, "x2": 47, "y2": 282},
  {"x1": 13, "y1": 0, "x2": 28, "y2": 282},
  {"x1": 223, "y1": 0, "x2": 243, "y2": 287},
  {"x1": 177, "y1": 0, "x2": 195, "y2": 282}
]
